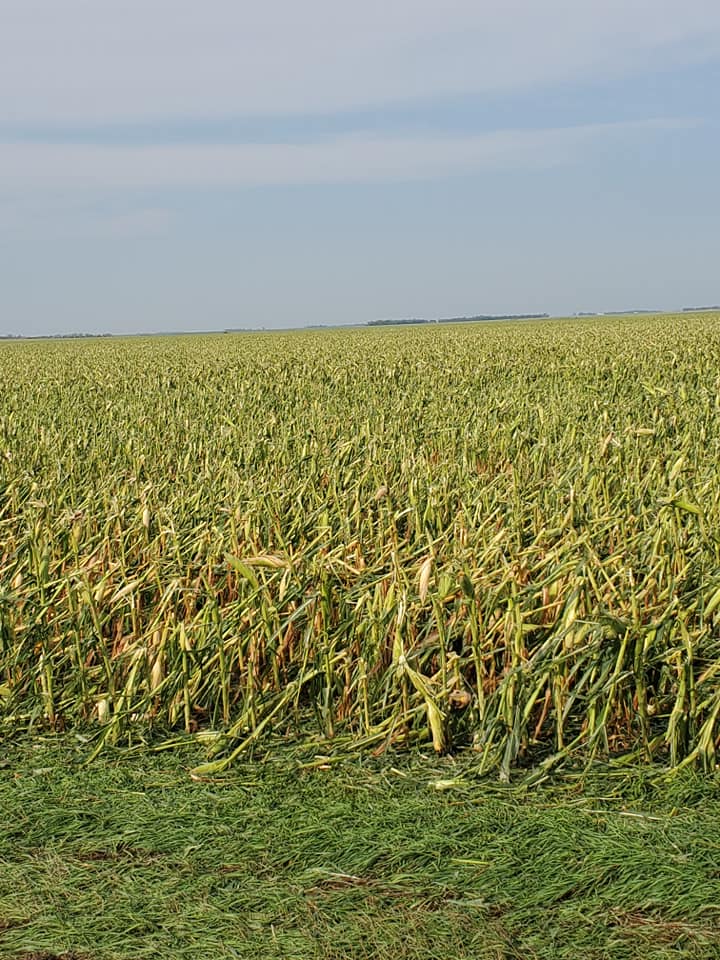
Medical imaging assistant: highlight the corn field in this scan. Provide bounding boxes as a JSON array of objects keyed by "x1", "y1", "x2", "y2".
[{"x1": 2, "y1": 314, "x2": 720, "y2": 776}]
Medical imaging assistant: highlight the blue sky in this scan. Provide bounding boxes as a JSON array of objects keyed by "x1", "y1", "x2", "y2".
[{"x1": 1, "y1": 0, "x2": 719, "y2": 335}]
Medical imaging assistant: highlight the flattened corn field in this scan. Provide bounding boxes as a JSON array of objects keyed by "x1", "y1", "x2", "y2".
[{"x1": 2, "y1": 313, "x2": 720, "y2": 778}]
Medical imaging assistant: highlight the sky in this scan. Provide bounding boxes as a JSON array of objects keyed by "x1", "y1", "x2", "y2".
[{"x1": 1, "y1": 1, "x2": 719, "y2": 336}]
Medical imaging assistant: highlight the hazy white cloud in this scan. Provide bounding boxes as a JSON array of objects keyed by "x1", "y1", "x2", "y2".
[
  {"x1": 0, "y1": 119, "x2": 694, "y2": 189},
  {"x1": 74, "y1": 207, "x2": 174, "y2": 238},
  {"x1": 1, "y1": 1, "x2": 719, "y2": 125},
  {"x1": 0, "y1": 193, "x2": 175, "y2": 245},
  {"x1": 86, "y1": 207, "x2": 172, "y2": 238}
]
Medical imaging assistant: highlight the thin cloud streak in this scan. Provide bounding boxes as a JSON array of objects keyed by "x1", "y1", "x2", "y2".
[
  {"x1": 1, "y1": 1, "x2": 719, "y2": 124},
  {"x1": 72, "y1": 208, "x2": 175, "y2": 239},
  {"x1": 0, "y1": 119, "x2": 695, "y2": 189}
]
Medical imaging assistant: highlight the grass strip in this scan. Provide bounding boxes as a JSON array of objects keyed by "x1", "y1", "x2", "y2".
[{"x1": 1, "y1": 737, "x2": 720, "y2": 959}]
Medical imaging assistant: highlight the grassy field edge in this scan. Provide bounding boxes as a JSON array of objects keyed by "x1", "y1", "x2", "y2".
[{"x1": 2, "y1": 737, "x2": 720, "y2": 960}]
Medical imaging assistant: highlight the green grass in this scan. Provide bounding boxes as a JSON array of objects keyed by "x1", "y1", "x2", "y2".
[{"x1": 2, "y1": 737, "x2": 720, "y2": 959}]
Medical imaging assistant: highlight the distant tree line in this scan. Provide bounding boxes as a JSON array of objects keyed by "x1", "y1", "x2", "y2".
[
  {"x1": 0, "y1": 332, "x2": 113, "y2": 340},
  {"x1": 368, "y1": 313, "x2": 549, "y2": 327},
  {"x1": 601, "y1": 310, "x2": 658, "y2": 315}
]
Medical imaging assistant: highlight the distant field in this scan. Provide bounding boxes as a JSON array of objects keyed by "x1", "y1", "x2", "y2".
[{"x1": 2, "y1": 313, "x2": 720, "y2": 776}]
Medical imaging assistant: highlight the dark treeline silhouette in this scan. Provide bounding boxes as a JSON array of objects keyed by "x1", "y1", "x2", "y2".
[
  {"x1": 368, "y1": 313, "x2": 549, "y2": 327},
  {"x1": 0, "y1": 332, "x2": 113, "y2": 340}
]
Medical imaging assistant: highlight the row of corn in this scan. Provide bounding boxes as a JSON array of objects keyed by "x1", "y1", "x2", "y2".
[{"x1": 2, "y1": 314, "x2": 720, "y2": 776}]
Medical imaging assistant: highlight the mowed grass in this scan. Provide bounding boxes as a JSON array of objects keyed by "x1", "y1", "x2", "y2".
[
  {"x1": 3, "y1": 314, "x2": 720, "y2": 775},
  {"x1": 2, "y1": 737, "x2": 720, "y2": 960}
]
